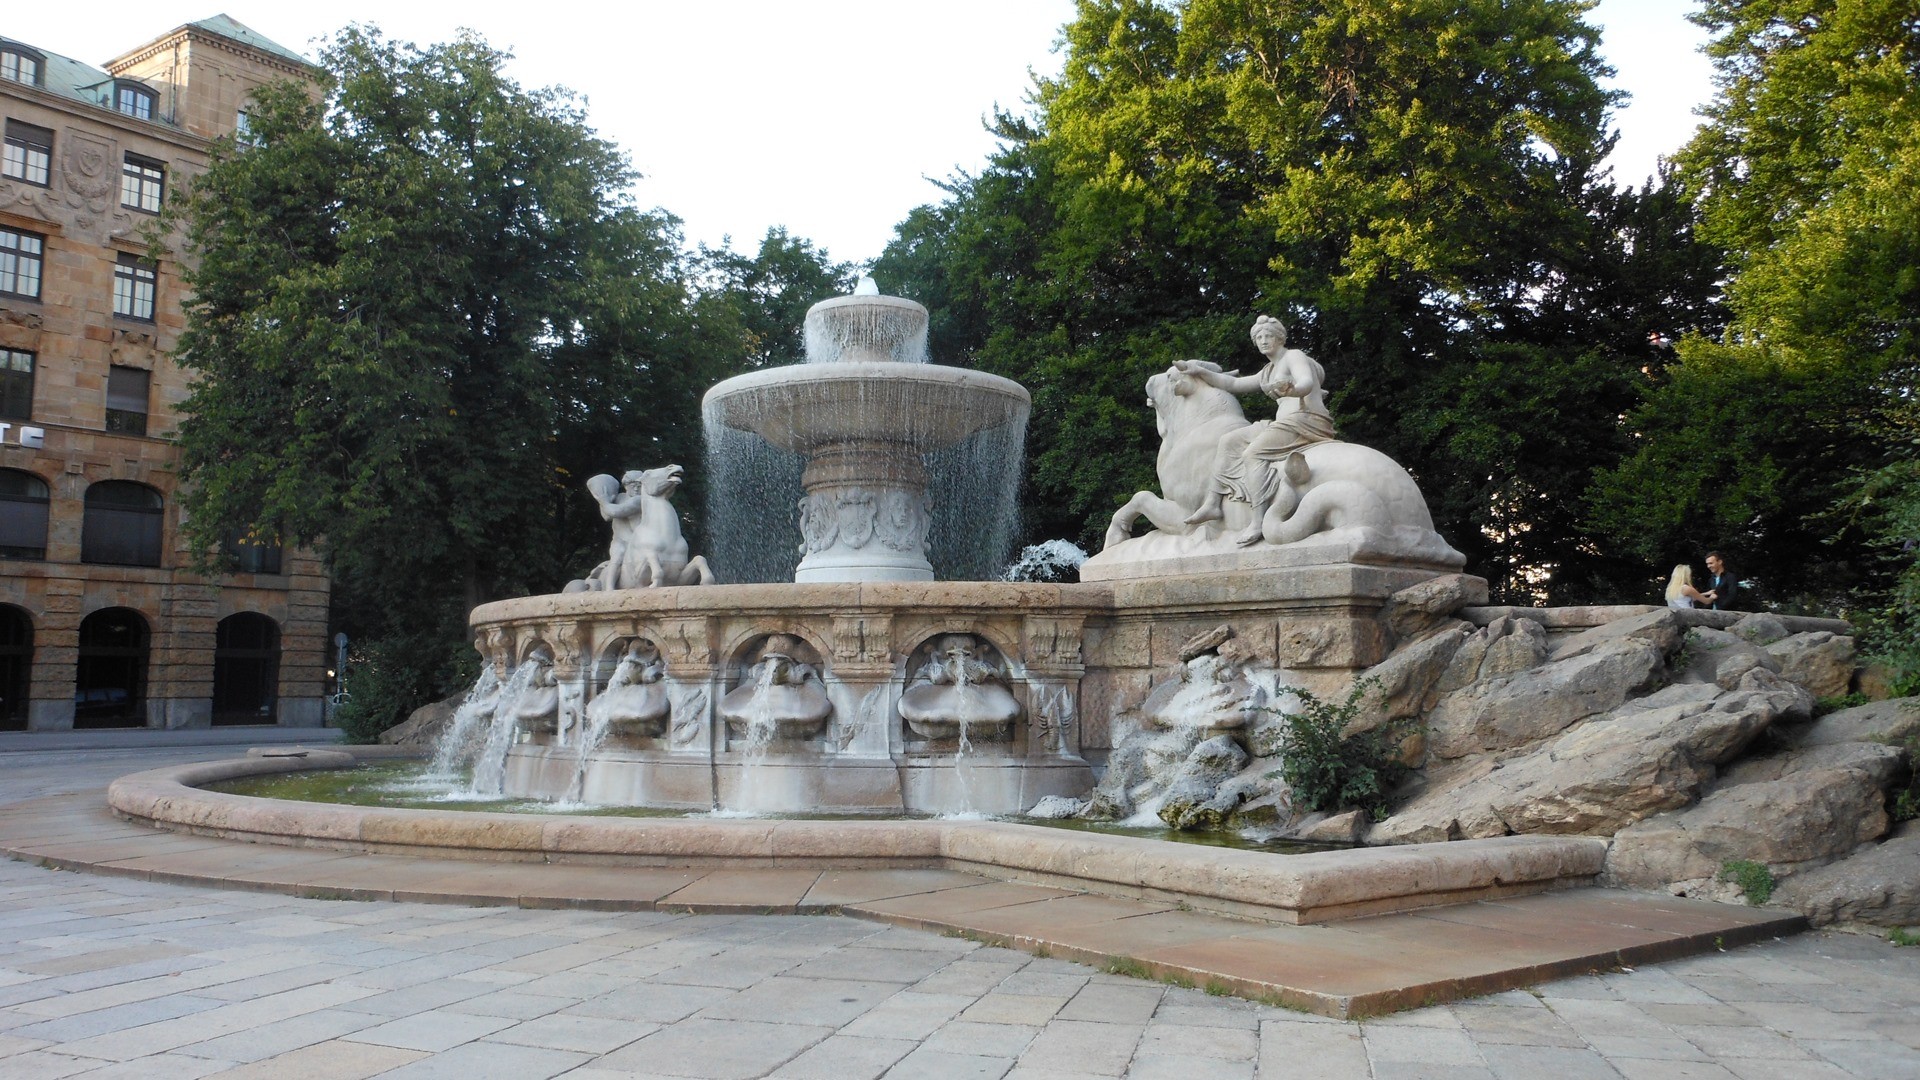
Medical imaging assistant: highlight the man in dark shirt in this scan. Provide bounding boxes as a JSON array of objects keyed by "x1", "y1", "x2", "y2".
[{"x1": 1703, "y1": 551, "x2": 1738, "y2": 611}]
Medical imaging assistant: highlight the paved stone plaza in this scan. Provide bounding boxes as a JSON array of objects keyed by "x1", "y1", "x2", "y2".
[{"x1": 2, "y1": 735, "x2": 1919, "y2": 1079}]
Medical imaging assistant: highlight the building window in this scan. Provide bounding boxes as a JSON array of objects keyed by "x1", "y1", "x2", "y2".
[
  {"x1": 82, "y1": 480, "x2": 163, "y2": 566},
  {"x1": 0, "y1": 48, "x2": 42, "y2": 87},
  {"x1": 0, "y1": 348, "x2": 31, "y2": 420},
  {"x1": 223, "y1": 528, "x2": 283, "y2": 575},
  {"x1": 0, "y1": 469, "x2": 48, "y2": 561},
  {"x1": 0, "y1": 229, "x2": 42, "y2": 300},
  {"x1": 2, "y1": 121, "x2": 51, "y2": 187},
  {"x1": 112, "y1": 253, "x2": 155, "y2": 321},
  {"x1": 114, "y1": 81, "x2": 156, "y2": 121},
  {"x1": 234, "y1": 109, "x2": 256, "y2": 146},
  {"x1": 105, "y1": 365, "x2": 149, "y2": 435},
  {"x1": 120, "y1": 154, "x2": 163, "y2": 213}
]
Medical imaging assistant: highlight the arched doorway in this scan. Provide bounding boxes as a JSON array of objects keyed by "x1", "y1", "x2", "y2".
[
  {"x1": 75, "y1": 608, "x2": 147, "y2": 728},
  {"x1": 0, "y1": 605, "x2": 30, "y2": 731},
  {"x1": 213, "y1": 613, "x2": 279, "y2": 725}
]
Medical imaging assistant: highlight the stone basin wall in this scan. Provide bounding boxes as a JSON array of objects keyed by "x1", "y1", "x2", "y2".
[{"x1": 466, "y1": 564, "x2": 1447, "y2": 774}]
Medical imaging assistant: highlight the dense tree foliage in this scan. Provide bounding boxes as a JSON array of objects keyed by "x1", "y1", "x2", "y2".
[
  {"x1": 170, "y1": 30, "x2": 846, "y2": 735},
  {"x1": 1592, "y1": 0, "x2": 1919, "y2": 636},
  {"x1": 876, "y1": 0, "x2": 1722, "y2": 602}
]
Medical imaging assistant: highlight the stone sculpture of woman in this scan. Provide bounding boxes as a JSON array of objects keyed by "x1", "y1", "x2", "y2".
[
  {"x1": 899, "y1": 634, "x2": 1021, "y2": 741},
  {"x1": 1177, "y1": 316, "x2": 1337, "y2": 546},
  {"x1": 585, "y1": 638, "x2": 670, "y2": 738}
]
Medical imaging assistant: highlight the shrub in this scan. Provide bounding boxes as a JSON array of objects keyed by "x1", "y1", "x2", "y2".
[{"x1": 1267, "y1": 679, "x2": 1408, "y2": 820}]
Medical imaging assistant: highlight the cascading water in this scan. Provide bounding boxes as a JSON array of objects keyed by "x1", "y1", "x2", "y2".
[
  {"x1": 945, "y1": 664, "x2": 981, "y2": 818},
  {"x1": 702, "y1": 285, "x2": 1028, "y2": 583},
  {"x1": 426, "y1": 665, "x2": 501, "y2": 779},
  {"x1": 562, "y1": 704, "x2": 615, "y2": 804},
  {"x1": 728, "y1": 664, "x2": 783, "y2": 815},
  {"x1": 467, "y1": 658, "x2": 539, "y2": 797}
]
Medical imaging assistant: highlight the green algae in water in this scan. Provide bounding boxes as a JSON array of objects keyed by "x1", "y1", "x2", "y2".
[
  {"x1": 206, "y1": 761, "x2": 685, "y2": 818},
  {"x1": 209, "y1": 762, "x2": 1331, "y2": 851}
]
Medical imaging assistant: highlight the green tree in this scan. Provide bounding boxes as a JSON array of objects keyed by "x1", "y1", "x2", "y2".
[
  {"x1": 700, "y1": 228, "x2": 856, "y2": 368},
  {"x1": 170, "y1": 28, "x2": 737, "y2": 734},
  {"x1": 1591, "y1": 0, "x2": 1920, "y2": 612},
  {"x1": 879, "y1": 0, "x2": 1713, "y2": 600}
]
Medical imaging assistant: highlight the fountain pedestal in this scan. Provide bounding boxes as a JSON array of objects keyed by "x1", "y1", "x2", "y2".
[{"x1": 795, "y1": 440, "x2": 933, "y2": 582}]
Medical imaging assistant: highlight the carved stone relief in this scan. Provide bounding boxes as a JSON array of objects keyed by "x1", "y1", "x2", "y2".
[
  {"x1": 111, "y1": 330, "x2": 161, "y2": 367},
  {"x1": 831, "y1": 614, "x2": 891, "y2": 669},
  {"x1": 798, "y1": 487, "x2": 930, "y2": 557}
]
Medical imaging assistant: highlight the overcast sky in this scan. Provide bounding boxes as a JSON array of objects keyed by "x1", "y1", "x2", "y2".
[{"x1": 5, "y1": 1, "x2": 1715, "y2": 267}]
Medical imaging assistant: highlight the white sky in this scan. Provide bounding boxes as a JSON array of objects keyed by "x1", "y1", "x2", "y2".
[{"x1": 5, "y1": 1, "x2": 1715, "y2": 267}]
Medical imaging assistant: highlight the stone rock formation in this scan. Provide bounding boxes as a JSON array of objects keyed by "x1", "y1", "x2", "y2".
[{"x1": 1316, "y1": 575, "x2": 1917, "y2": 930}]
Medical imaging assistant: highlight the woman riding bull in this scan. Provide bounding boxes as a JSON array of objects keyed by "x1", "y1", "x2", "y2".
[{"x1": 1177, "y1": 315, "x2": 1337, "y2": 546}]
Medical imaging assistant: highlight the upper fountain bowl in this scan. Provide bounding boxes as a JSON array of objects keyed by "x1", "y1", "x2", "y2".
[
  {"x1": 703, "y1": 291, "x2": 1029, "y2": 454},
  {"x1": 802, "y1": 293, "x2": 929, "y2": 365},
  {"x1": 703, "y1": 364, "x2": 1029, "y2": 454}
]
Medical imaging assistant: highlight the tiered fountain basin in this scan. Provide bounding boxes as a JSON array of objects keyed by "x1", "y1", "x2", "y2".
[
  {"x1": 467, "y1": 561, "x2": 1460, "y2": 817},
  {"x1": 104, "y1": 750, "x2": 1608, "y2": 925}
]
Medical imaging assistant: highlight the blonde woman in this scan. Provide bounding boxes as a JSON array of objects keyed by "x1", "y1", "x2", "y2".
[{"x1": 1665, "y1": 564, "x2": 1709, "y2": 609}]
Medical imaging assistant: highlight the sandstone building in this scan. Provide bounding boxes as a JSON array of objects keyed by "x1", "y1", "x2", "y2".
[{"x1": 0, "y1": 17, "x2": 328, "y2": 730}]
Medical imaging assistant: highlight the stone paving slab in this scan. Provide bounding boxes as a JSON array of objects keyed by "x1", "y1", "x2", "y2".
[{"x1": 0, "y1": 792, "x2": 1811, "y2": 1018}]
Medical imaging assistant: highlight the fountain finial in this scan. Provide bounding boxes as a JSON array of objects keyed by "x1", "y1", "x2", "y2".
[{"x1": 854, "y1": 275, "x2": 879, "y2": 296}]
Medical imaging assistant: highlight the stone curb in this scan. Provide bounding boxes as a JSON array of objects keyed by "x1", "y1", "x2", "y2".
[{"x1": 105, "y1": 752, "x2": 1607, "y2": 924}]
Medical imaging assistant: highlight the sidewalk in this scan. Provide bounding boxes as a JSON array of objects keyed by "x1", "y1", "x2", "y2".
[
  {"x1": 0, "y1": 743, "x2": 1915, "y2": 1077},
  {"x1": 0, "y1": 725, "x2": 340, "y2": 753}
]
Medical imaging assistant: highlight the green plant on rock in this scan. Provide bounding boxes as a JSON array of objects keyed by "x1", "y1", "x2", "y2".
[
  {"x1": 1718, "y1": 859, "x2": 1775, "y2": 906},
  {"x1": 1887, "y1": 927, "x2": 1919, "y2": 947},
  {"x1": 1813, "y1": 692, "x2": 1870, "y2": 719},
  {"x1": 1265, "y1": 679, "x2": 1408, "y2": 821}
]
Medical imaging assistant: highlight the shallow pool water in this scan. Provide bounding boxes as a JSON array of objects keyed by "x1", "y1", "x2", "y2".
[{"x1": 207, "y1": 762, "x2": 1334, "y2": 852}]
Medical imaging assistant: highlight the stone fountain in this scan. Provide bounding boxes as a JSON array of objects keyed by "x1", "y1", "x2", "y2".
[{"x1": 456, "y1": 297, "x2": 1472, "y2": 821}]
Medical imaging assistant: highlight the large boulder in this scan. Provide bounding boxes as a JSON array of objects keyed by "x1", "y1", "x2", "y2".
[
  {"x1": 1083, "y1": 722, "x2": 1216, "y2": 822},
  {"x1": 1426, "y1": 637, "x2": 1666, "y2": 760},
  {"x1": 1774, "y1": 825, "x2": 1920, "y2": 927},
  {"x1": 1729, "y1": 612, "x2": 1790, "y2": 646},
  {"x1": 1437, "y1": 616, "x2": 1548, "y2": 693},
  {"x1": 1676, "y1": 627, "x2": 1782, "y2": 689},
  {"x1": 1379, "y1": 574, "x2": 1488, "y2": 640},
  {"x1": 1370, "y1": 680, "x2": 1797, "y2": 844},
  {"x1": 1549, "y1": 608, "x2": 1685, "y2": 664},
  {"x1": 1764, "y1": 631, "x2": 1858, "y2": 699},
  {"x1": 1606, "y1": 741, "x2": 1901, "y2": 887},
  {"x1": 1800, "y1": 697, "x2": 1920, "y2": 748},
  {"x1": 1158, "y1": 735, "x2": 1251, "y2": 830},
  {"x1": 380, "y1": 690, "x2": 466, "y2": 746},
  {"x1": 1349, "y1": 622, "x2": 1470, "y2": 736}
]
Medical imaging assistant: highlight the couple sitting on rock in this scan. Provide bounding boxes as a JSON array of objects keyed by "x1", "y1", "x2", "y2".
[{"x1": 1666, "y1": 552, "x2": 1738, "y2": 610}]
